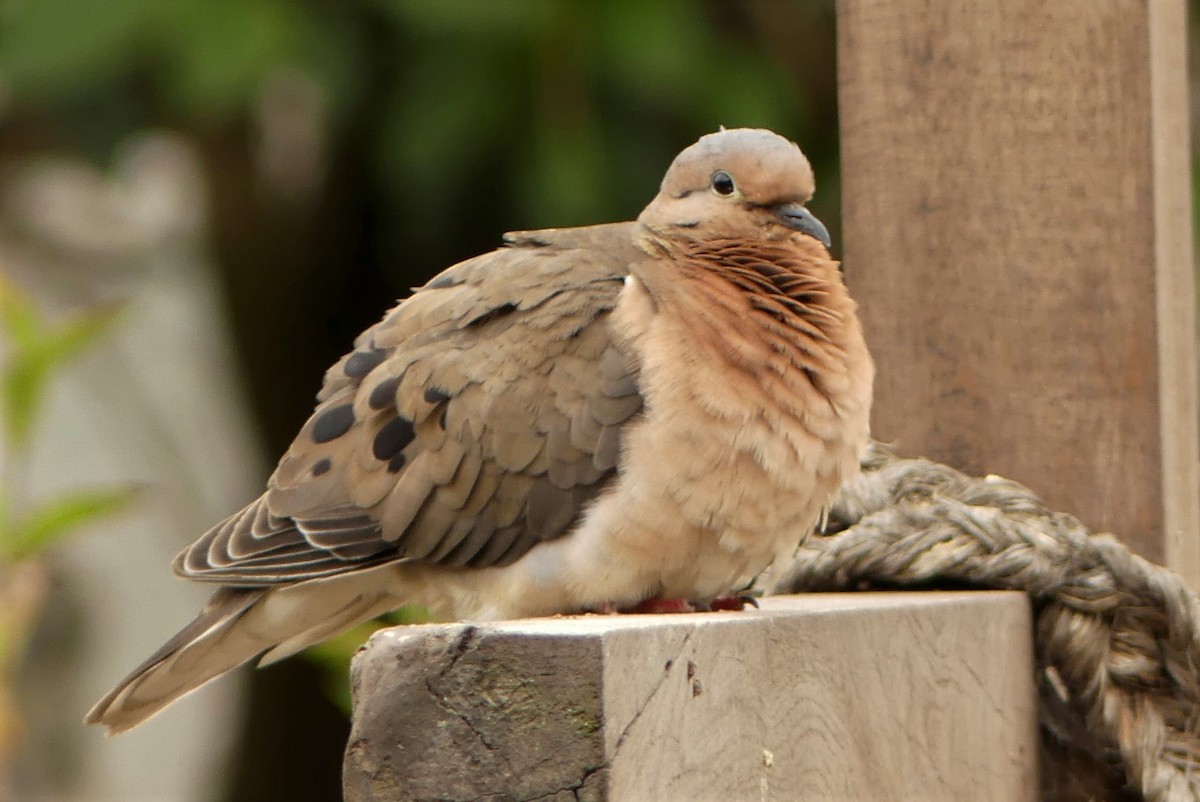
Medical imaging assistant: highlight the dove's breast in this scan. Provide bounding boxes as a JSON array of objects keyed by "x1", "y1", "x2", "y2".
[{"x1": 594, "y1": 257, "x2": 871, "y2": 597}]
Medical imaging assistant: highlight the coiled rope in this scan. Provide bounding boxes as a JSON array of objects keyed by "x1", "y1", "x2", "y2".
[{"x1": 773, "y1": 444, "x2": 1200, "y2": 802}]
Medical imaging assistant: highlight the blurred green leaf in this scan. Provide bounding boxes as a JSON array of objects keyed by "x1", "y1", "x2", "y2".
[
  {"x1": 378, "y1": 48, "x2": 514, "y2": 198},
  {"x1": 2, "y1": 301, "x2": 124, "y2": 451},
  {"x1": 391, "y1": 604, "x2": 434, "y2": 626},
  {"x1": 0, "y1": 0, "x2": 158, "y2": 98},
  {"x1": 596, "y1": 0, "x2": 710, "y2": 103},
  {"x1": 697, "y1": 51, "x2": 793, "y2": 132},
  {"x1": 4, "y1": 485, "x2": 138, "y2": 560},
  {"x1": 1, "y1": 0, "x2": 342, "y2": 122},
  {"x1": 519, "y1": 121, "x2": 609, "y2": 228},
  {"x1": 0, "y1": 488, "x2": 9, "y2": 546},
  {"x1": 2, "y1": 359, "x2": 39, "y2": 454},
  {"x1": 0, "y1": 277, "x2": 42, "y2": 352},
  {"x1": 160, "y1": 0, "x2": 312, "y2": 116},
  {"x1": 376, "y1": 0, "x2": 554, "y2": 40},
  {"x1": 290, "y1": 11, "x2": 366, "y2": 123},
  {"x1": 37, "y1": 303, "x2": 125, "y2": 368}
]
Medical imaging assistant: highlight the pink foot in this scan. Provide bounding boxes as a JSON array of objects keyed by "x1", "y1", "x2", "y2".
[
  {"x1": 625, "y1": 597, "x2": 697, "y2": 614},
  {"x1": 585, "y1": 595, "x2": 758, "y2": 615},
  {"x1": 707, "y1": 595, "x2": 760, "y2": 611}
]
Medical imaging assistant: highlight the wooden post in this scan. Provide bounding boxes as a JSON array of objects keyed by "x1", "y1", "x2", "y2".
[
  {"x1": 837, "y1": 0, "x2": 1200, "y2": 585},
  {"x1": 344, "y1": 593, "x2": 1036, "y2": 802}
]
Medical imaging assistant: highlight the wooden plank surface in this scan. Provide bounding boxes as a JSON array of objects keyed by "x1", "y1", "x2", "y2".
[
  {"x1": 344, "y1": 592, "x2": 1037, "y2": 802},
  {"x1": 836, "y1": 0, "x2": 1199, "y2": 585}
]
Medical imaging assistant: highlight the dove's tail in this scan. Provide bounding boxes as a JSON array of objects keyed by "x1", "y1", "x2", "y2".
[{"x1": 86, "y1": 579, "x2": 399, "y2": 734}]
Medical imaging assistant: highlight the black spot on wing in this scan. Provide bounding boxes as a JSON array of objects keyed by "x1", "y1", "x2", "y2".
[
  {"x1": 312, "y1": 458, "x2": 332, "y2": 476},
  {"x1": 424, "y1": 386, "x2": 450, "y2": 404},
  {"x1": 387, "y1": 453, "x2": 407, "y2": 473},
  {"x1": 313, "y1": 404, "x2": 355, "y2": 443},
  {"x1": 345, "y1": 348, "x2": 387, "y2": 378},
  {"x1": 369, "y1": 376, "x2": 401, "y2": 410},
  {"x1": 373, "y1": 416, "x2": 415, "y2": 461}
]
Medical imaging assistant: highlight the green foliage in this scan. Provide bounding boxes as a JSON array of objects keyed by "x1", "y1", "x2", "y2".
[
  {"x1": 0, "y1": 276, "x2": 138, "y2": 770},
  {"x1": 0, "y1": 277, "x2": 137, "y2": 559},
  {"x1": 0, "y1": 0, "x2": 831, "y2": 251},
  {"x1": 1, "y1": 282, "x2": 125, "y2": 451},
  {"x1": 0, "y1": 0, "x2": 335, "y2": 117},
  {"x1": 4, "y1": 487, "x2": 139, "y2": 562},
  {"x1": 372, "y1": 0, "x2": 808, "y2": 237}
]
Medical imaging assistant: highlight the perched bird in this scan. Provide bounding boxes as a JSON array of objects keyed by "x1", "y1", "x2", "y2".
[{"x1": 87, "y1": 128, "x2": 873, "y2": 733}]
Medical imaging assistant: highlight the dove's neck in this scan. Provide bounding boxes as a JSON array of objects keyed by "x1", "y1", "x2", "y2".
[
  {"x1": 663, "y1": 237, "x2": 868, "y2": 396},
  {"x1": 707, "y1": 238, "x2": 844, "y2": 322},
  {"x1": 619, "y1": 235, "x2": 874, "y2": 483},
  {"x1": 623, "y1": 232, "x2": 873, "y2": 450}
]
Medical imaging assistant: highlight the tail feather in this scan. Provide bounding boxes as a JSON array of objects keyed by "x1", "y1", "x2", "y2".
[
  {"x1": 85, "y1": 588, "x2": 266, "y2": 734},
  {"x1": 85, "y1": 576, "x2": 400, "y2": 735}
]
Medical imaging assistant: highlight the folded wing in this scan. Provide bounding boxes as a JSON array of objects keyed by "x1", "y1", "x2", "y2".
[{"x1": 176, "y1": 223, "x2": 644, "y2": 585}]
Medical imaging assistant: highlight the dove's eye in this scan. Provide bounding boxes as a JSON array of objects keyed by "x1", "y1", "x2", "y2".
[{"x1": 711, "y1": 171, "x2": 736, "y2": 196}]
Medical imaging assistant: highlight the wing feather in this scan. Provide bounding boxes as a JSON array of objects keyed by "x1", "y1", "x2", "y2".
[{"x1": 176, "y1": 223, "x2": 643, "y2": 585}]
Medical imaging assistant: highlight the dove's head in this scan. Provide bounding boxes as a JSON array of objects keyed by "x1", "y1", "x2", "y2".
[{"x1": 637, "y1": 128, "x2": 829, "y2": 249}]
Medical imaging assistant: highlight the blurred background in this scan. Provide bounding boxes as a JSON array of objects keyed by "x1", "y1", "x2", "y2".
[{"x1": 0, "y1": 1, "x2": 1193, "y2": 800}]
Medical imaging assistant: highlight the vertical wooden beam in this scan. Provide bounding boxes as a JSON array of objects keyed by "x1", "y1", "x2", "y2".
[{"x1": 837, "y1": 0, "x2": 1199, "y2": 584}]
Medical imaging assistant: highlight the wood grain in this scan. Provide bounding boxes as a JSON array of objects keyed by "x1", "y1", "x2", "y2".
[
  {"x1": 344, "y1": 592, "x2": 1037, "y2": 802},
  {"x1": 836, "y1": 0, "x2": 1199, "y2": 584}
]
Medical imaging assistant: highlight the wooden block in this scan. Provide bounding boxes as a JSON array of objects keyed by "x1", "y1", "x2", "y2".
[
  {"x1": 836, "y1": 0, "x2": 1200, "y2": 585},
  {"x1": 344, "y1": 592, "x2": 1037, "y2": 801}
]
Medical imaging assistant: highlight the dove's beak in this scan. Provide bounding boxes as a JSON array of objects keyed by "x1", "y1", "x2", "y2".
[{"x1": 773, "y1": 202, "x2": 831, "y2": 248}]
